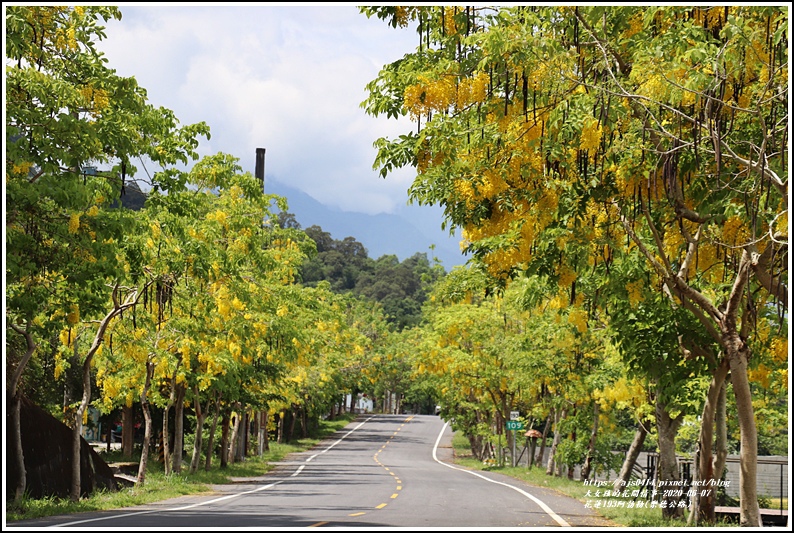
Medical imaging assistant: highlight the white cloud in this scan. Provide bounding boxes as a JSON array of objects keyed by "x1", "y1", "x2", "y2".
[{"x1": 97, "y1": 4, "x2": 420, "y2": 215}]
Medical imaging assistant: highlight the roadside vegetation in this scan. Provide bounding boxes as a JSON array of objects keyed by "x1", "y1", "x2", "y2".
[
  {"x1": 5, "y1": 414, "x2": 357, "y2": 522},
  {"x1": 6, "y1": 5, "x2": 787, "y2": 529},
  {"x1": 449, "y1": 432, "x2": 745, "y2": 528}
]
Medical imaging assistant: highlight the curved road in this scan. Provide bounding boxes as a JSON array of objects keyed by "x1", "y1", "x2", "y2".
[{"x1": 9, "y1": 414, "x2": 615, "y2": 528}]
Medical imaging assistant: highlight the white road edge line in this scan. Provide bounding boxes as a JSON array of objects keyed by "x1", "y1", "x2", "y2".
[
  {"x1": 432, "y1": 420, "x2": 571, "y2": 528},
  {"x1": 53, "y1": 416, "x2": 376, "y2": 527}
]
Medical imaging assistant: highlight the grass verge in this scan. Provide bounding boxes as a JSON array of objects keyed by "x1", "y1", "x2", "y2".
[
  {"x1": 6, "y1": 414, "x2": 358, "y2": 523},
  {"x1": 450, "y1": 432, "x2": 742, "y2": 528}
]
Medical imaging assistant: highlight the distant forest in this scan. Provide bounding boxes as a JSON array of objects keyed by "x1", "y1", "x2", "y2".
[{"x1": 277, "y1": 212, "x2": 445, "y2": 331}]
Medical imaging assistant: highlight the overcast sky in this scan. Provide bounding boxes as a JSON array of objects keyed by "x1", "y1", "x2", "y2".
[{"x1": 96, "y1": 3, "x2": 422, "y2": 216}]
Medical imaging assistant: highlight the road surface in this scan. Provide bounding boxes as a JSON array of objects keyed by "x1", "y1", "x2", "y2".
[{"x1": 8, "y1": 414, "x2": 616, "y2": 528}]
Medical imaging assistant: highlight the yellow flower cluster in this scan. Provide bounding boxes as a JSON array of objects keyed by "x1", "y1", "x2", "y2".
[
  {"x1": 179, "y1": 341, "x2": 192, "y2": 368},
  {"x1": 59, "y1": 326, "x2": 76, "y2": 348},
  {"x1": 595, "y1": 377, "x2": 644, "y2": 409},
  {"x1": 393, "y1": 6, "x2": 412, "y2": 28},
  {"x1": 663, "y1": 227, "x2": 685, "y2": 260},
  {"x1": 443, "y1": 7, "x2": 460, "y2": 36},
  {"x1": 579, "y1": 117, "x2": 602, "y2": 152},
  {"x1": 148, "y1": 222, "x2": 161, "y2": 240},
  {"x1": 482, "y1": 240, "x2": 532, "y2": 279},
  {"x1": 453, "y1": 178, "x2": 476, "y2": 209},
  {"x1": 695, "y1": 243, "x2": 723, "y2": 283},
  {"x1": 568, "y1": 308, "x2": 588, "y2": 334},
  {"x1": 68, "y1": 213, "x2": 81, "y2": 234},
  {"x1": 692, "y1": 6, "x2": 726, "y2": 29},
  {"x1": 66, "y1": 304, "x2": 80, "y2": 325},
  {"x1": 480, "y1": 169, "x2": 509, "y2": 199},
  {"x1": 748, "y1": 363, "x2": 772, "y2": 388},
  {"x1": 207, "y1": 209, "x2": 228, "y2": 227},
  {"x1": 457, "y1": 72, "x2": 489, "y2": 109},
  {"x1": 770, "y1": 338, "x2": 788, "y2": 364},
  {"x1": 403, "y1": 74, "x2": 457, "y2": 118},
  {"x1": 622, "y1": 13, "x2": 644, "y2": 39},
  {"x1": 228, "y1": 340, "x2": 242, "y2": 360},
  {"x1": 53, "y1": 25, "x2": 78, "y2": 52},
  {"x1": 556, "y1": 264, "x2": 577, "y2": 288},
  {"x1": 626, "y1": 280, "x2": 644, "y2": 306},
  {"x1": 79, "y1": 85, "x2": 109, "y2": 111},
  {"x1": 722, "y1": 215, "x2": 749, "y2": 246},
  {"x1": 632, "y1": 68, "x2": 671, "y2": 102},
  {"x1": 535, "y1": 188, "x2": 559, "y2": 229},
  {"x1": 10, "y1": 161, "x2": 33, "y2": 176}
]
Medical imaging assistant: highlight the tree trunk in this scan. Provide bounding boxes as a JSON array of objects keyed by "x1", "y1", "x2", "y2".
[
  {"x1": 189, "y1": 387, "x2": 207, "y2": 474},
  {"x1": 220, "y1": 410, "x2": 230, "y2": 469},
  {"x1": 276, "y1": 411, "x2": 284, "y2": 444},
  {"x1": 105, "y1": 416, "x2": 112, "y2": 453},
  {"x1": 253, "y1": 410, "x2": 261, "y2": 455},
  {"x1": 613, "y1": 422, "x2": 648, "y2": 493},
  {"x1": 581, "y1": 401, "x2": 599, "y2": 481},
  {"x1": 262, "y1": 409, "x2": 271, "y2": 452},
  {"x1": 691, "y1": 356, "x2": 729, "y2": 525},
  {"x1": 228, "y1": 406, "x2": 242, "y2": 464},
  {"x1": 8, "y1": 322, "x2": 36, "y2": 505},
  {"x1": 71, "y1": 395, "x2": 88, "y2": 501},
  {"x1": 173, "y1": 382, "x2": 186, "y2": 473},
  {"x1": 122, "y1": 404, "x2": 134, "y2": 458},
  {"x1": 71, "y1": 302, "x2": 128, "y2": 502},
  {"x1": 536, "y1": 413, "x2": 551, "y2": 466},
  {"x1": 205, "y1": 392, "x2": 220, "y2": 471},
  {"x1": 713, "y1": 381, "x2": 728, "y2": 487},
  {"x1": 724, "y1": 333, "x2": 761, "y2": 527},
  {"x1": 546, "y1": 407, "x2": 564, "y2": 476},
  {"x1": 656, "y1": 393, "x2": 684, "y2": 520},
  {"x1": 301, "y1": 406, "x2": 308, "y2": 439},
  {"x1": 136, "y1": 361, "x2": 155, "y2": 485},
  {"x1": 257, "y1": 410, "x2": 265, "y2": 454},
  {"x1": 527, "y1": 438, "x2": 537, "y2": 469},
  {"x1": 349, "y1": 389, "x2": 357, "y2": 413},
  {"x1": 235, "y1": 409, "x2": 246, "y2": 462},
  {"x1": 288, "y1": 407, "x2": 297, "y2": 442},
  {"x1": 162, "y1": 398, "x2": 173, "y2": 476}
]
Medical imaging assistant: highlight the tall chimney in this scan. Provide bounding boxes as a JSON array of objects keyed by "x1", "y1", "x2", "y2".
[{"x1": 255, "y1": 147, "x2": 266, "y2": 193}]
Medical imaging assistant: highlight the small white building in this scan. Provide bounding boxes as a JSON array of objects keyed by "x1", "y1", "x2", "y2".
[{"x1": 346, "y1": 393, "x2": 373, "y2": 413}]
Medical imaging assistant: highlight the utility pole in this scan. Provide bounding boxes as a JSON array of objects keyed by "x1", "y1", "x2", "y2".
[{"x1": 255, "y1": 147, "x2": 266, "y2": 194}]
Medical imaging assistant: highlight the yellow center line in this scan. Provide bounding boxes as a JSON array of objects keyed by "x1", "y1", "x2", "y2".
[
  {"x1": 369, "y1": 419, "x2": 411, "y2": 513},
  {"x1": 308, "y1": 522, "x2": 328, "y2": 527},
  {"x1": 349, "y1": 512, "x2": 366, "y2": 517}
]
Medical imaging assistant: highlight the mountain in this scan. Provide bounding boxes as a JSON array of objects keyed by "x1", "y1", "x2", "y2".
[{"x1": 265, "y1": 180, "x2": 469, "y2": 271}]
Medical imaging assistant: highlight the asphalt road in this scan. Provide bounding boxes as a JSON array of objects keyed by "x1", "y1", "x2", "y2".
[{"x1": 8, "y1": 414, "x2": 616, "y2": 529}]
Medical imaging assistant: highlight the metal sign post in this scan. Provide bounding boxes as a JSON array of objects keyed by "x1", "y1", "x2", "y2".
[{"x1": 505, "y1": 420, "x2": 524, "y2": 467}]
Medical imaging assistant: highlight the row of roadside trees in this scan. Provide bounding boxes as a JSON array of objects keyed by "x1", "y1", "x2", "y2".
[
  {"x1": 5, "y1": 5, "x2": 394, "y2": 505},
  {"x1": 5, "y1": 6, "x2": 788, "y2": 529},
  {"x1": 359, "y1": 5, "x2": 788, "y2": 527}
]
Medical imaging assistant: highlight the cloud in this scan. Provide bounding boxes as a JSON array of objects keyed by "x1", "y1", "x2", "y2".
[{"x1": 97, "y1": 5, "x2": 420, "y2": 215}]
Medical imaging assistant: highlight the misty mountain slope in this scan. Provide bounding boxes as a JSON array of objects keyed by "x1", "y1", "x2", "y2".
[{"x1": 266, "y1": 180, "x2": 468, "y2": 270}]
